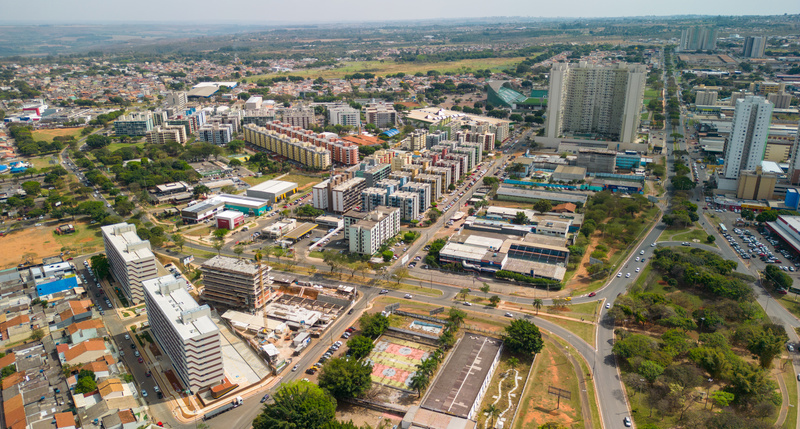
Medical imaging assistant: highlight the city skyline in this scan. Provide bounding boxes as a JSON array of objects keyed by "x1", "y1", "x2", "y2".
[{"x1": 1, "y1": 1, "x2": 798, "y2": 24}]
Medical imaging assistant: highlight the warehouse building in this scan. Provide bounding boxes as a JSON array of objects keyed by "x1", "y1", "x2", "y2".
[
  {"x1": 215, "y1": 210, "x2": 245, "y2": 230},
  {"x1": 246, "y1": 180, "x2": 298, "y2": 204},
  {"x1": 213, "y1": 194, "x2": 271, "y2": 216},
  {"x1": 144, "y1": 276, "x2": 224, "y2": 392},
  {"x1": 181, "y1": 201, "x2": 225, "y2": 224}
]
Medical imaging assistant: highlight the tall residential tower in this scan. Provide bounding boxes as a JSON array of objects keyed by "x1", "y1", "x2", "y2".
[
  {"x1": 723, "y1": 96, "x2": 773, "y2": 180},
  {"x1": 545, "y1": 62, "x2": 646, "y2": 144},
  {"x1": 101, "y1": 223, "x2": 158, "y2": 304}
]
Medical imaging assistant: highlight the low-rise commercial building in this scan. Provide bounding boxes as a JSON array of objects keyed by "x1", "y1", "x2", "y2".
[
  {"x1": 101, "y1": 223, "x2": 158, "y2": 304},
  {"x1": 215, "y1": 210, "x2": 245, "y2": 230},
  {"x1": 144, "y1": 275, "x2": 224, "y2": 392},
  {"x1": 181, "y1": 201, "x2": 225, "y2": 224},
  {"x1": 213, "y1": 193, "x2": 271, "y2": 216},
  {"x1": 246, "y1": 180, "x2": 298, "y2": 203}
]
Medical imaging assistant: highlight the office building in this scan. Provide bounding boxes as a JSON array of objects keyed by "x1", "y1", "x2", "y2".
[
  {"x1": 736, "y1": 166, "x2": 777, "y2": 200},
  {"x1": 101, "y1": 223, "x2": 158, "y2": 304},
  {"x1": 545, "y1": 62, "x2": 646, "y2": 144},
  {"x1": 244, "y1": 124, "x2": 331, "y2": 169},
  {"x1": 348, "y1": 207, "x2": 401, "y2": 255},
  {"x1": 332, "y1": 177, "x2": 367, "y2": 213},
  {"x1": 328, "y1": 106, "x2": 361, "y2": 127},
  {"x1": 679, "y1": 26, "x2": 718, "y2": 52},
  {"x1": 695, "y1": 90, "x2": 718, "y2": 106},
  {"x1": 576, "y1": 148, "x2": 617, "y2": 174},
  {"x1": 722, "y1": 96, "x2": 773, "y2": 180},
  {"x1": 743, "y1": 36, "x2": 767, "y2": 58},
  {"x1": 365, "y1": 104, "x2": 397, "y2": 128},
  {"x1": 114, "y1": 112, "x2": 154, "y2": 137},
  {"x1": 243, "y1": 109, "x2": 276, "y2": 127},
  {"x1": 199, "y1": 123, "x2": 233, "y2": 145},
  {"x1": 146, "y1": 124, "x2": 187, "y2": 145},
  {"x1": 246, "y1": 180, "x2": 297, "y2": 203},
  {"x1": 144, "y1": 276, "x2": 224, "y2": 392},
  {"x1": 283, "y1": 107, "x2": 315, "y2": 129},
  {"x1": 201, "y1": 256, "x2": 273, "y2": 312}
]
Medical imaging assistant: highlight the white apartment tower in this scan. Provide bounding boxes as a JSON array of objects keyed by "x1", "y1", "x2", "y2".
[
  {"x1": 695, "y1": 90, "x2": 718, "y2": 106},
  {"x1": 348, "y1": 207, "x2": 401, "y2": 255},
  {"x1": 144, "y1": 275, "x2": 224, "y2": 392},
  {"x1": 101, "y1": 223, "x2": 158, "y2": 304},
  {"x1": 328, "y1": 106, "x2": 361, "y2": 127},
  {"x1": 545, "y1": 62, "x2": 646, "y2": 144},
  {"x1": 723, "y1": 96, "x2": 774, "y2": 180},
  {"x1": 679, "y1": 26, "x2": 718, "y2": 52},
  {"x1": 743, "y1": 36, "x2": 767, "y2": 58}
]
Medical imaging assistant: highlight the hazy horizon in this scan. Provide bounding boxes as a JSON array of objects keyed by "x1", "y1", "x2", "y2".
[{"x1": 2, "y1": 0, "x2": 798, "y2": 25}]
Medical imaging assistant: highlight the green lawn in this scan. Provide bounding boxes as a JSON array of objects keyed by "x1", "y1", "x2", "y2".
[
  {"x1": 54, "y1": 222, "x2": 104, "y2": 254},
  {"x1": 31, "y1": 127, "x2": 84, "y2": 142},
  {"x1": 29, "y1": 156, "x2": 60, "y2": 170},
  {"x1": 644, "y1": 89, "x2": 660, "y2": 99},
  {"x1": 781, "y1": 359, "x2": 798, "y2": 429},
  {"x1": 536, "y1": 314, "x2": 596, "y2": 347},
  {"x1": 659, "y1": 222, "x2": 706, "y2": 242},
  {"x1": 107, "y1": 141, "x2": 146, "y2": 152}
]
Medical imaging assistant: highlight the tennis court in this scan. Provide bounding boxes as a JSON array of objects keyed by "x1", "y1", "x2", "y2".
[{"x1": 365, "y1": 335, "x2": 437, "y2": 391}]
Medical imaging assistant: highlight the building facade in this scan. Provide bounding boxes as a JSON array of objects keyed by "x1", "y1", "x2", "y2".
[
  {"x1": 743, "y1": 36, "x2": 767, "y2": 58},
  {"x1": 244, "y1": 124, "x2": 331, "y2": 169},
  {"x1": 723, "y1": 96, "x2": 773, "y2": 180},
  {"x1": 328, "y1": 106, "x2": 361, "y2": 127},
  {"x1": 201, "y1": 256, "x2": 273, "y2": 312},
  {"x1": 114, "y1": 112, "x2": 154, "y2": 137},
  {"x1": 545, "y1": 62, "x2": 646, "y2": 144},
  {"x1": 283, "y1": 107, "x2": 315, "y2": 129},
  {"x1": 199, "y1": 123, "x2": 233, "y2": 145},
  {"x1": 679, "y1": 26, "x2": 718, "y2": 52},
  {"x1": 348, "y1": 207, "x2": 401, "y2": 255},
  {"x1": 101, "y1": 223, "x2": 158, "y2": 304},
  {"x1": 146, "y1": 125, "x2": 188, "y2": 145},
  {"x1": 144, "y1": 276, "x2": 224, "y2": 392},
  {"x1": 365, "y1": 105, "x2": 398, "y2": 128}
]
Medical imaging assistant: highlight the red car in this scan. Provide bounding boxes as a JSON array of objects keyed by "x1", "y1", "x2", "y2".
[
  {"x1": 138, "y1": 357, "x2": 144, "y2": 363},
  {"x1": 588, "y1": 292, "x2": 597, "y2": 297}
]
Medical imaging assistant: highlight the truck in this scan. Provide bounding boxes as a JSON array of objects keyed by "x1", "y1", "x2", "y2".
[{"x1": 202, "y1": 396, "x2": 244, "y2": 421}]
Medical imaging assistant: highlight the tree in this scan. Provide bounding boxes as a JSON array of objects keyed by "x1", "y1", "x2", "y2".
[
  {"x1": 458, "y1": 287, "x2": 471, "y2": 302},
  {"x1": 74, "y1": 370, "x2": 97, "y2": 394},
  {"x1": 346, "y1": 335, "x2": 375, "y2": 360},
  {"x1": 706, "y1": 235, "x2": 715, "y2": 244},
  {"x1": 318, "y1": 357, "x2": 373, "y2": 400},
  {"x1": 747, "y1": 328, "x2": 786, "y2": 369},
  {"x1": 480, "y1": 283, "x2": 491, "y2": 298},
  {"x1": 30, "y1": 328, "x2": 45, "y2": 341},
  {"x1": 393, "y1": 267, "x2": 409, "y2": 285},
  {"x1": 671, "y1": 175, "x2": 696, "y2": 191},
  {"x1": 484, "y1": 404, "x2": 500, "y2": 427},
  {"x1": 323, "y1": 250, "x2": 345, "y2": 274},
  {"x1": 212, "y1": 239, "x2": 224, "y2": 256},
  {"x1": 252, "y1": 381, "x2": 336, "y2": 429},
  {"x1": 637, "y1": 360, "x2": 665, "y2": 384},
  {"x1": 409, "y1": 371, "x2": 430, "y2": 397},
  {"x1": 533, "y1": 199, "x2": 552, "y2": 213},
  {"x1": 710, "y1": 390, "x2": 734, "y2": 411},
  {"x1": 489, "y1": 295, "x2": 501, "y2": 307},
  {"x1": 512, "y1": 211, "x2": 529, "y2": 225},
  {"x1": 90, "y1": 254, "x2": 111, "y2": 280},
  {"x1": 113, "y1": 196, "x2": 134, "y2": 216},
  {"x1": 213, "y1": 228, "x2": 230, "y2": 240},
  {"x1": 233, "y1": 245, "x2": 245, "y2": 259},
  {"x1": 503, "y1": 319, "x2": 544, "y2": 356},
  {"x1": 358, "y1": 313, "x2": 389, "y2": 339},
  {"x1": 447, "y1": 307, "x2": 467, "y2": 329},
  {"x1": 532, "y1": 298, "x2": 543, "y2": 315},
  {"x1": 193, "y1": 184, "x2": 210, "y2": 198},
  {"x1": 172, "y1": 234, "x2": 186, "y2": 252},
  {"x1": 508, "y1": 357, "x2": 519, "y2": 372},
  {"x1": 86, "y1": 134, "x2": 111, "y2": 149},
  {"x1": 21, "y1": 181, "x2": 41, "y2": 197},
  {"x1": 381, "y1": 250, "x2": 393, "y2": 262}
]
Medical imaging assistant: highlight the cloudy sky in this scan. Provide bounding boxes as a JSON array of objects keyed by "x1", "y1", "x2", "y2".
[{"x1": 2, "y1": 0, "x2": 798, "y2": 24}]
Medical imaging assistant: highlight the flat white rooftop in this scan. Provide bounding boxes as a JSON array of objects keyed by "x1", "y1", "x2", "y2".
[
  {"x1": 248, "y1": 179, "x2": 298, "y2": 194},
  {"x1": 101, "y1": 223, "x2": 155, "y2": 263},
  {"x1": 143, "y1": 275, "x2": 218, "y2": 342}
]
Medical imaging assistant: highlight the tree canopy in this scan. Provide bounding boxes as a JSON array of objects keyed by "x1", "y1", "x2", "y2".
[
  {"x1": 502, "y1": 319, "x2": 544, "y2": 356},
  {"x1": 318, "y1": 357, "x2": 373, "y2": 400},
  {"x1": 252, "y1": 381, "x2": 336, "y2": 429}
]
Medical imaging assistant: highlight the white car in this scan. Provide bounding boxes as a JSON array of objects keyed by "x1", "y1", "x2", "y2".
[
  {"x1": 625, "y1": 273, "x2": 631, "y2": 278},
  {"x1": 605, "y1": 303, "x2": 611, "y2": 309},
  {"x1": 636, "y1": 267, "x2": 640, "y2": 273},
  {"x1": 640, "y1": 250, "x2": 645, "y2": 255},
  {"x1": 617, "y1": 272, "x2": 622, "y2": 278},
  {"x1": 650, "y1": 243, "x2": 656, "y2": 247},
  {"x1": 404, "y1": 294, "x2": 413, "y2": 299}
]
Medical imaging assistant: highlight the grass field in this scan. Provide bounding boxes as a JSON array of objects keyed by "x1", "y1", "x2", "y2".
[
  {"x1": 0, "y1": 221, "x2": 102, "y2": 269},
  {"x1": 536, "y1": 314, "x2": 596, "y2": 347},
  {"x1": 245, "y1": 57, "x2": 527, "y2": 81},
  {"x1": 28, "y1": 156, "x2": 60, "y2": 170},
  {"x1": 107, "y1": 141, "x2": 146, "y2": 152},
  {"x1": 644, "y1": 89, "x2": 660, "y2": 100},
  {"x1": 474, "y1": 352, "x2": 534, "y2": 429},
  {"x1": 281, "y1": 173, "x2": 323, "y2": 189},
  {"x1": 31, "y1": 127, "x2": 84, "y2": 142},
  {"x1": 781, "y1": 359, "x2": 798, "y2": 429}
]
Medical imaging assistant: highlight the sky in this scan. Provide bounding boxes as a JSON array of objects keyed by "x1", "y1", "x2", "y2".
[{"x1": 2, "y1": 0, "x2": 798, "y2": 24}]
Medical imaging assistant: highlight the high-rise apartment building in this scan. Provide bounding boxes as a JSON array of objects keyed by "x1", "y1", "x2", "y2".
[
  {"x1": 146, "y1": 124, "x2": 188, "y2": 145},
  {"x1": 114, "y1": 112, "x2": 154, "y2": 137},
  {"x1": 199, "y1": 123, "x2": 233, "y2": 145},
  {"x1": 407, "y1": 131, "x2": 428, "y2": 152},
  {"x1": 743, "y1": 36, "x2": 767, "y2": 58},
  {"x1": 251, "y1": 121, "x2": 359, "y2": 165},
  {"x1": 201, "y1": 256, "x2": 273, "y2": 312},
  {"x1": 332, "y1": 177, "x2": 367, "y2": 213},
  {"x1": 723, "y1": 96, "x2": 774, "y2": 180},
  {"x1": 695, "y1": 90, "x2": 718, "y2": 106},
  {"x1": 545, "y1": 62, "x2": 646, "y2": 144},
  {"x1": 679, "y1": 26, "x2": 718, "y2": 52},
  {"x1": 768, "y1": 93, "x2": 793, "y2": 109},
  {"x1": 348, "y1": 207, "x2": 401, "y2": 255},
  {"x1": 166, "y1": 92, "x2": 188, "y2": 110},
  {"x1": 283, "y1": 107, "x2": 315, "y2": 129},
  {"x1": 365, "y1": 105, "x2": 398, "y2": 128},
  {"x1": 388, "y1": 191, "x2": 420, "y2": 221},
  {"x1": 144, "y1": 275, "x2": 224, "y2": 392},
  {"x1": 101, "y1": 223, "x2": 158, "y2": 304},
  {"x1": 787, "y1": 120, "x2": 800, "y2": 184},
  {"x1": 328, "y1": 106, "x2": 361, "y2": 127}
]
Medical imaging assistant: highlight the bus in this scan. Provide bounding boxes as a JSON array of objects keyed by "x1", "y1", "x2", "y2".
[{"x1": 719, "y1": 223, "x2": 727, "y2": 234}]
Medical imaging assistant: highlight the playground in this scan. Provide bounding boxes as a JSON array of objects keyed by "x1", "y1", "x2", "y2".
[{"x1": 365, "y1": 335, "x2": 437, "y2": 391}]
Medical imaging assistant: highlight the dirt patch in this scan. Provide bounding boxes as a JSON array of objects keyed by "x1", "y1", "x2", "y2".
[
  {"x1": 335, "y1": 402, "x2": 403, "y2": 428},
  {"x1": 517, "y1": 340, "x2": 578, "y2": 428},
  {"x1": 31, "y1": 127, "x2": 84, "y2": 142},
  {"x1": 0, "y1": 226, "x2": 68, "y2": 268}
]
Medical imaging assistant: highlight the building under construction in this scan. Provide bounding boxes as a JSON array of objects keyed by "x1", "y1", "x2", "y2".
[{"x1": 201, "y1": 256, "x2": 273, "y2": 312}]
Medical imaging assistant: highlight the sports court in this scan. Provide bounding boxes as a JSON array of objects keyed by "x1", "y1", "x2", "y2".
[{"x1": 365, "y1": 335, "x2": 437, "y2": 391}]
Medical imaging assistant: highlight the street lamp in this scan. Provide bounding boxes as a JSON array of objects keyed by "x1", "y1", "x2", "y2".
[{"x1": 705, "y1": 378, "x2": 713, "y2": 409}]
